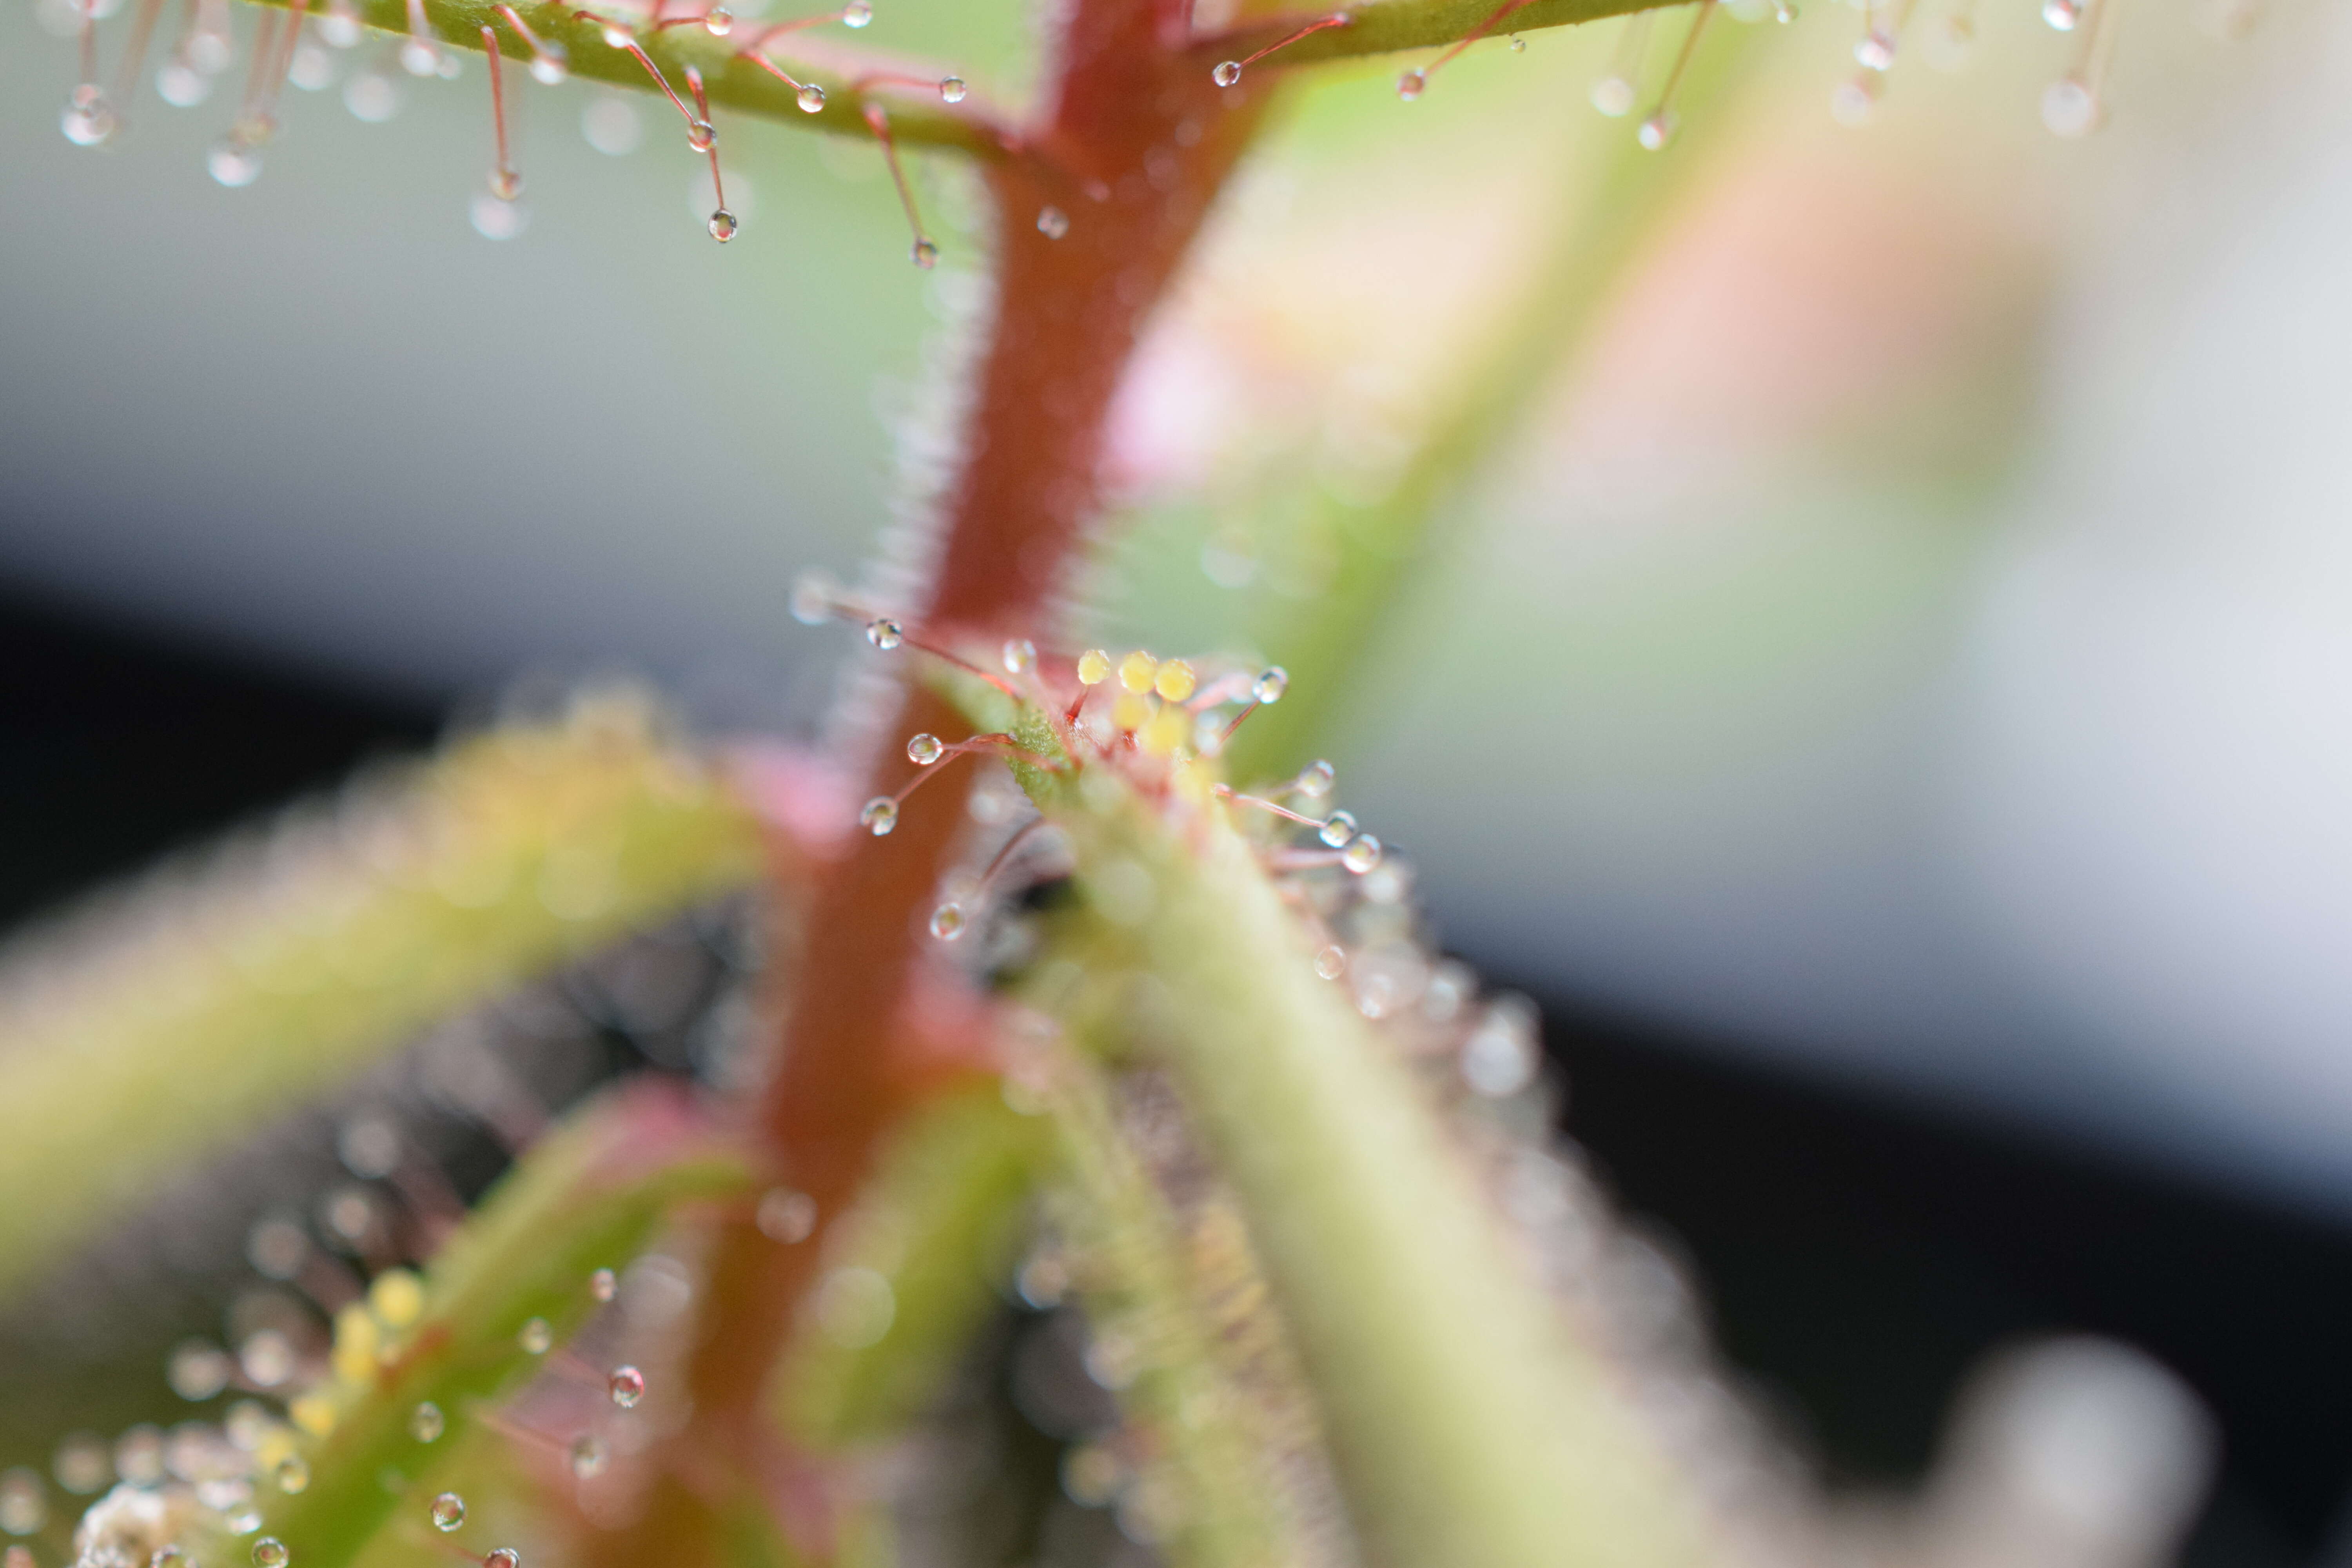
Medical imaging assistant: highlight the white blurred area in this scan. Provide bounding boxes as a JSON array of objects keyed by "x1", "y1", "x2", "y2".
[{"x1": 4, "y1": 0, "x2": 2352, "y2": 1216}]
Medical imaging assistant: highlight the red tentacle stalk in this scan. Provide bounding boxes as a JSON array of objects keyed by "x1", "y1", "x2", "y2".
[{"x1": 587, "y1": 4, "x2": 1275, "y2": 1564}]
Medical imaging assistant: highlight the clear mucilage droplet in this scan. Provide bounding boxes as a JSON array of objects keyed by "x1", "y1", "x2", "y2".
[
  {"x1": 686, "y1": 119, "x2": 715, "y2": 152},
  {"x1": 1318, "y1": 810, "x2": 1357, "y2": 849},
  {"x1": 484, "y1": 1552, "x2": 520, "y2": 1568},
  {"x1": 1341, "y1": 834, "x2": 1384, "y2": 875},
  {"x1": 708, "y1": 208, "x2": 739, "y2": 241},
  {"x1": 938, "y1": 76, "x2": 965, "y2": 102},
  {"x1": 431, "y1": 1492, "x2": 466, "y2": 1532},
  {"x1": 1313, "y1": 946, "x2": 1347, "y2": 980},
  {"x1": 608, "y1": 1367, "x2": 645, "y2": 1408},
  {"x1": 841, "y1": 0, "x2": 871, "y2": 23},
  {"x1": 518, "y1": 1318, "x2": 552, "y2": 1354},
  {"x1": 1395, "y1": 68, "x2": 1425, "y2": 100},
  {"x1": 251, "y1": 1542, "x2": 288, "y2": 1568},
  {"x1": 568, "y1": 1436, "x2": 608, "y2": 1479},
  {"x1": 1590, "y1": 74, "x2": 1635, "y2": 116},
  {"x1": 911, "y1": 239, "x2": 938, "y2": 269},
  {"x1": 1854, "y1": 28, "x2": 1896, "y2": 68},
  {"x1": 207, "y1": 137, "x2": 262, "y2": 187},
  {"x1": 1252, "y1": 667, "x2": 1288, "y2": 704},
  {"x1": 860, "y1": 798, "x2": 898, "y2": 836},
  {"x1": 704, "y1": 5, "x2": 732, "y2": 33},
  {"x1": 1036, "y1": 205, "x2": 1069, "y2": 239},
  {"x1": 907, "y1": 733, "x2": 945, "y2": 765},
  {"x1": 797, "y1": 83, "x2": 825, "y2": 112},
  {"x1": 1212, "y1": 60, "x2": 1241, "y2": 86},
  {"x1": 2040, "y1": 76, "x2": 2099, "y2": 135},
  {"x1": 929, "y1": 904, "x2": 965, "y2": 940},
  {"x1": 1295, "y1": 760, "x2": 1335, "y2": 798},
  {"x1": 1002, "y1": 638, "x2": 1036, "y2": 674},
  {"x1": 274, "y1": 1457, "x2": 309, "y2": 1495},
  {"x1": 589, "y1": 1268, "x2": 617, "y2": 1303},
  {"x1": 1636, "y1": 111, "x2": 1678, "y2": 149},
  {"x1": 866, "y1": 617, "x2": 903, "y2": 650},
  {"x1": 529, "y1": 46, "x2": 568, "y2": 85},
  {"x1": 60, "y1": 85, "x2": 118, "y2": 146},
  {"x1": 408, "y1": 1402, "x2": 445, "y2": 1442},
  {"x1": 2042, "y1": 0, "x2": 2081, "y2": 27}
]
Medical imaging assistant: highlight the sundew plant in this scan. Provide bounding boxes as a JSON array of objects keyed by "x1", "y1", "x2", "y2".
[{"x1": 0, "y1": 0, "x2": 2251, "y2": 1564}]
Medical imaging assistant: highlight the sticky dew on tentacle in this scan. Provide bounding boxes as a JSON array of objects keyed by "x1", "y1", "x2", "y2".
[
  {"x1": 2041, "y1": 0, "x2": 2120, "y2": 136},
  {"x1": 1589, "y1": 10, "x2": 1653, "y2": 116},
  {"x1": 1853, "y1": 0, "x2": 1919, "y2": 73},
  {"x1": 1635, "y1": 0, "x2": 1714, "y2": 150},
  {"x1": 1208, "y1": 10, "x2": 1352, "y2": 90},
  {"x1": 471, "y1": 25, "x2": 529, "y2": 241},
  {"x1": 684, "y1": 65, "x2": 737, "y2": 238},
  {"x1": 1395, "y1": 0, "x2": 1537, "y2": 100},
  {"x1": 492, "y1": 4, "x2": 567, "y2": 84},
  {"x1": 861, "y1": 100, "x2": 936, "y2": 268}
]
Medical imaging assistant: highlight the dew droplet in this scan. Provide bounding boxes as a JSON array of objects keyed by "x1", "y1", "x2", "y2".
[
  {"x1": 1318, "y1": 810, "x2": 1357, "y2": 849},
  {"x1": 1212, "y1": 59, "x2": 1241, "y2": 86},
  {"x1": 859, "y1": 798, "x2": 898, "y2": 836},
  {"x1": 1036, "y1": 205, "x2": 1069, "y2": 239},
  {"x1": 1341, "y1": 834, "x2": 1384, "y2": 875},
  {"x1": 1774, "y1": 0, "x2": 1798, "y2": 17},
  {"x1": 582, "y1": 93, "x2": 640, "y2": 152},
  {"x1": 1294, "y1": 759, "x2": 1335, "y2": 798},
  {"x1": 1001, "y1": 638, "x2": 1036, "y2": 674},
  {"x1": 607, "y1": 1367, "x2": 645, "y2": 1409},
  {"x1": 840, "y1": 0, "x2": 871, "y2": 23},
  {"x1": 60, "y1": 86, "x2": 118, "y2": 147},
  {"x1": 2040, "y1": 75, "x2": 2100, "y2": 135},
  {"x1": 168, "y1": 1339, "x2": 233, "y2": 1401},
  {"x1": 430, "y1": 1492, "x2": 465, "y2": 1532},
  {"x1": 865, "y1": 616, "x2": 904, "y2": 650},
  {"x1": 911, "y1": 238, "x2": 938, "y2": 269},
  {"x1": 686, "y1": 118, "x2": 715, "y2": 151},
  {"x1": 483, "y1": 1552, "x2": 519, "y2": 1568},
  {"x1": 929, "y1": 903, "x2": 966, "y2": 940},
  {"x1": 274, "y1": 1457, "x2": 309, "y2": 1495},
  {"x1": 1251, "y1": 667, "x2": 1288, "y2": 704},
  {"x1": 797, "y1": 83, "x2": 825, "y2": 112},
  {"x1": 158, "y1": 57, "x2": 213, "y2": 106},
  {"x1": 528, "y1": 45, "x2": 568, "y2": 84},
  {"x1": 288, "y1": 41, "x2": 337, "y2": 89},
  {"x1": 938, "y1": 75, "x2": 965, "y2": 102},
  {"x1": 757, "y1": 1187, "x2": 818, "y2": 1243},
  {"x1": 517, "y1": 1317, "x2": 552, "y2": 1354},
  {"x1": 1854, "y1": 28, "x2": 1896, "y2": 68},
  {"x1": 703, "y1": 4, "x2": 731, "y2": 33},
  {"x1": 589, "y1": 1268, "x2": 617, "y2": 1302},
  {"x1": 399, "y1": 37, "x2": 441, "y2": 76},
  {"x1": 152, "y1": 1547, "x2": 185, "y2": 1568},
  {"x1": 408, "y1": 1402, "x2": 445, "y2": 1443},
  {"x1": 1313, "y1": 946, "x2": 1347, "y2": 981},
  {"x1": 53, "y1": 1434, "x2": 107, "y2": 1495},
  {"x1": 437, "y1": 52, "x2": 463, "y2": 80},
  {"x1": 599, "y1": 21, "x2": 632, "y2": 46},
  {"x1": 1076, "y1": 649, "x2": 1111, "y2": 686},
  {"x1": 1395, "y1": 68, "x2": 1425, "y2": 100},
  {"x1": 568, "y1": 1436, "x2": 608, "y2": 1479},
  {"x1": 1508, "y1": 31, "x2": 1525, "y2": 48},
  {"x1": 2042, "y1": 0, "x2": 2080, "y2": 27},
  {"x1": 789, "y1": 568, "x2": 838, "y2": 625},
  {"x1": 707, "y1": 207, "x2": 739, "y2": 241},
  {"x1": 906, "y1": 733, "x2": 945, "y2": 765},
  {"x1": 470, "y1": 192, "x2": 529, "y2": 240},
  {"x1": 339, "y1": 64, "x2": 402, "y2": 119},
  {"x1": 1590, "y1": 73, "x2": 1635, "y2": 116},
  {"x1": 1636, "y1": 110, "x2": 1678, "y2": 149},
  {"x1": 1829, "y1": 74, "x2": 1877, "y2": 125},
  {"x1": 320, "y1": 0, "x2": 363, "y2": 47},
  {"x1": 207, "y1": 137, "x2": 262, "y2": 187},
  {"x1": 251, "y1": 1542, "x2": 287, "y2": 1568},
  {"x1": 0, "y1": 1473, "x2": 42, "y2": 1538},
  {"x1": 488, "y1": 167, "x2": 523, "y2": 201}
]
